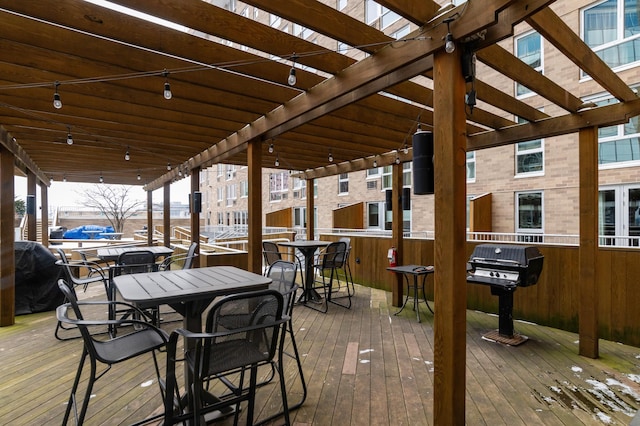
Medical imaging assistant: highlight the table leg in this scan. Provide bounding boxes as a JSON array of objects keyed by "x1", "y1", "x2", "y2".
[{"x1": 394, "y1": 275, "x2": 412, "y2": 318}]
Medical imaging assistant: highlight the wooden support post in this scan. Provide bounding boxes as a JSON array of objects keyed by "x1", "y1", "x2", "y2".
[
  {"x1": 163, "y1": 182, "x2": 171, "y2": 248},
  {"x1": 247, "y1": 141, "x2": 262, "y2": 273},
  {"x1": 190, "y1": 167, "x2": 201, "y2": 268},
  {"x1": 26, "y1": 171, "x2": 36, "y2": 241},
  {"x1": 306, "y1": 178, "x2": 315, "y2": 241},
  {"x1": 40, "y1": 183, "x2": 48, "y2": 247},
  {"x1": 579, "y1": 126, "x2": 599, "y2": 358},
  {"x1": 147, "y1": 189, "x2": 153, "y2": 246},
  {"x1": 391, "y1": 162, "x2": 404, "y2": 307},
  {"x1": 433, "y1": 47, "x2": 467, "y2": 425},
  {"x1": 0, "y1": 145, "x2": 15, "y2": 326}
]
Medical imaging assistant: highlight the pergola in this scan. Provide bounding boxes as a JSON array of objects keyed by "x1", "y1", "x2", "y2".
[{"x1": 1, "y1": 1, "x2": 639, "y2": 424}]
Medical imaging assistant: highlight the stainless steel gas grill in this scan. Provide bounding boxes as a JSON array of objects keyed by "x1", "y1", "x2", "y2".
[{"x1": 467, "y1": 244, "x2": 544, "y2": 345}]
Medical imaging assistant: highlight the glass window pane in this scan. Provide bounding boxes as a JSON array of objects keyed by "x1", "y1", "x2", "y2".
[
  {"x1": 517, "y1": 192, "x2": 543, "y2": 230},
  {"x1": 583, "y1": 0, "x2": 617, "y2": 48},
  {"x1": 624, "y1": 0, "x2": 640, "y2": 37}
]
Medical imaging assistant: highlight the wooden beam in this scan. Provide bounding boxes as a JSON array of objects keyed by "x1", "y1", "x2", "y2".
[
  {"x1": 468, "y1": 99, "x2": 640, "y2": 149},
  {"x1": 528, "y1": 8, "x2": 637, "y2": 102},
  {"x1": 0, "y1": 144, "x2": 15, "y2": 326},
  {"x1": 432, "y1": 47, "x2": 467, "y2": 425},
  {"x1": 0, "y1": 126, "x2": 49, "y2": 186},
  {"x1": 578, "y1": 126, "x2": 599, "y2": 359},
  {"x1": 477, "y1": 44, "x2": 584, "y2": 112}
]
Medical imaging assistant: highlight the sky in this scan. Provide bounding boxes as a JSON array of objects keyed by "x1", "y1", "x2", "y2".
[{"x1": 14, "y1": 176, "x2": 192, "y2": 208}]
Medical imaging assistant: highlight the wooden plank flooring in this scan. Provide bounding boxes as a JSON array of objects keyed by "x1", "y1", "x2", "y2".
[{"x1": 1, "y1": 283, "x2": 639, "y2": 425}]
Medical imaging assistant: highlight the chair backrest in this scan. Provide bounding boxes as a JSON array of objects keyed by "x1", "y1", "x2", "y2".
[
  {"x1": 183, "y1": 242, "x2": 198, "y2": 270},
  {"x1": 266, "y1": 260, "x2": 298, "y2": 317},
  {"x1": 56, "y1": 248, "x2": 73, "y2": 281},
  {"x1": 199, "y1": 289, "x2": 286, "y2": 376},
  {"x1": 57, "y1": 279, "x2": 98, "y2": 354},
  {"x1": 116, "y1": 250, "x2": 157, "y2": 275},
  {"x1": 322, "y1": 241, "x2": 347, "y2": 268},
  {"x1": 262, "y1": 241, "x2": 282, "y2": 266}
]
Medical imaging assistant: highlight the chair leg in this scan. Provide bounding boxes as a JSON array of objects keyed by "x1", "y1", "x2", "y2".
[{"x1": 63, "y1": 350, "x2": 87, "y2": 425}]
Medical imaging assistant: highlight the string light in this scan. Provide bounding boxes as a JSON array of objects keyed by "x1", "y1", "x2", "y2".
[
  {"x1": 63, "y1": 175, "x2": 67, "y2": 182},
  {"x1": 99, "y1": 175, "x2": 104, "y2": 183},
  {"x1": 328, "y1": 150, "x2": 333, "y2": 163},
  {"x1": 124, "y1": 147, "x2": 130, "y2": 161},
  {"x1": 443, "y1": 17, "x2": 455, "y2": 54},
  {"x1": 395, "y1": 154, "x2": 401, "y2": 164},
  {"x1": 288, "y1": 53, "x2": 298, "y2": 86},
  {"x1": 275, "y1": 153, "x2": 280, "y2": 167},
  {"x1": 53, "y1": 81, "x2": 62, "y2": 109},
  {"x1": 167, "y1": 162, "x2": 171, "y2": 170},
  {"x1": 403, "y1": 143, "x2": 409, "y2": 154},
  {"x1": 66, "y1": 127, "x2": 73, "y2": 145},
  {"x1": 373, "y1": 159, "x2": 378, "y2": 168},
  {"x1": 163, "y1": 69, "x2": 172, "y2": 100},
  {"x1": 268, "y1": 143, "x2": 274, "y2": 153}
]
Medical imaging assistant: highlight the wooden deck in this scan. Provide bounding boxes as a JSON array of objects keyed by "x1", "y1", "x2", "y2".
[{"x1": 1, "y1": 283, "x2": 639, "y2": 425}]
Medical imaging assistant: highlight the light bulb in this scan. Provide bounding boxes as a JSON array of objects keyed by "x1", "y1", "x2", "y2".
[
  {"x1": 53, "y1": 82, "x2": 62, "y2": 109},
  {"x1": 275, "y1": 155, "x2": 280, "y2": 167},
  {"x1": 66, "y1": 132, "x2": 73, "y2": 145},
  {"x1": 167, "y1": 162, "x2": 171, "y2": 170},
  {"x1": 395, "y1": 156, "x2": 401, "y2": 164},
  {"x1": 445, "y1": 33, "x2": 455, "y2": 53},
  {"x1": 403, "y1": 144, "x2": 409, "y2": 154},
  {"x1": 124, "y1": 150, "x2": 130, "y2": 161},
  {"x1": 373, "y1": 160, "x2": 377, "y2": 168},
  {"x1": 288, "y1": 67, "x2": 297, "y2": 86},
  {"x1": 163, "y1": 81, "x2": 172, "y2": 99},
  {"x1": 268, "y1": 143, "x2": 274, "y2": 153},
  {"x1": 53, "y1": 92, "x2": 62, "y2": 109},
  {"x1": 99, "y1": 175, "x2": 104, "y2": 183},
  {"x1": 63, "y1": 175, "x2": 67, "y2": 182},
  {"x1": 328, "y1": 152, "x2": 333, "y2": 163},
  {"x1": 137, "y1": 173, "x2": 141, "y2": 181}
]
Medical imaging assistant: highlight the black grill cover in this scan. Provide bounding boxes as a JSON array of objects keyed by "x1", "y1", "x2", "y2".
[{"x1": 15, "y1": 241, "x2": 64, "y2": 315}]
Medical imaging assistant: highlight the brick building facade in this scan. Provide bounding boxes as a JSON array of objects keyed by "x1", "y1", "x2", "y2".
[{"x1": 199, "y1": 0, "x2": 640, "y2": 245}]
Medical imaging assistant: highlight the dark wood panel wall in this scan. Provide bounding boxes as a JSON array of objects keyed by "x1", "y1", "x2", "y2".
[
  {"x1": 266, "y1": 207, "x2": 293, "y2": 228},
  {"x1": 321, "y1": 234, "x2": 640, "y2": 348},
  {"x1": 333, "y1": 202, "x2": 364, "y2": 229}
]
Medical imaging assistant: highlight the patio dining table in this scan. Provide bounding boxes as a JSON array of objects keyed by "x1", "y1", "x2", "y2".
[
  {"x1": 97, "y1": 245, "x2": 174, "y2": 263},
  {"x1": 113, "y1": 266, "x2": 272, "y2": 422},
  {"x1": 278, "y1": 240, "x2": 330, "y2": 305}
]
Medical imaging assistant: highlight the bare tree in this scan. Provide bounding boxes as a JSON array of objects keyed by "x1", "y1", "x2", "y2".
[{"x1": 80, "y1": 185, "x2": 145, "y2": 233}]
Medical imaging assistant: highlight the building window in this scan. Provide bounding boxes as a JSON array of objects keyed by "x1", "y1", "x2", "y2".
[
  {"x1": 217, "y1": 187, "x2": 223, "y2": 202},
  {"x1": 270, "y1": 172, "x2": 289, "y2": 202},
  {"x1": 293, "y1": 178, "x2": 306, "y2": 199},
  {"x1": 225, "y1": 164, "x2": 236, "y2": 180},
  {"x1": 516, "y1": 140, "x2": 544, "y2": 175},
  {"x1": 467, "y1": 152, "x2": 476, "y2": 182},
  {"x1": 226, "y1": 184, "x2": 236, "y2": 207},
  {"x1": 403, "y1": 162, "x2": 412, "y2": 187},
  {"x1": 337, "y1": 0, "x2": 347, "y2": 11},
  {"x1": 582, "y1": 0, "x2": 640, "y2": 71},
  {"x1": 367, "y1": 202, "x2": 382, "y2": 229},
  {"x1": 382, "y1": 166, "x2": 392, "y2": 190},
  {"x1": 391, "y1": 24, "x2": 410, "y2": 40},
  {"x1": 366, "y1": 167, "x2": 381, "y2": 178},
  {"x1": 588, "y1": 92, "x2": 640, "y2": 166},
  {"x1": 338, "y1": 173, "x2": 349, "y2": 194},
  {"x1": 514, "y1": 31, "x2": 542, "y2": 97},
  {"x1": 294, "y1": 206, "x2": 307, "y2": 227},
  {"x1": 240, "y1": 180, "x2": 248, "y2": 197},
  {"x1": 217, "y1": 164, "x2": 224, "y2": 177},
  {"x1": 365, "y1": 0, "x2": 400, "y2": 29},
  {"x1": 516, "y1": 191, "x2": 544, "y2": 234}
]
